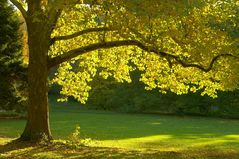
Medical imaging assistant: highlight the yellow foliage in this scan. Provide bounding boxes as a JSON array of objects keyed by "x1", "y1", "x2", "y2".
[{"x1": 49, "y1": 0, "x2": 239, "y2": 103}]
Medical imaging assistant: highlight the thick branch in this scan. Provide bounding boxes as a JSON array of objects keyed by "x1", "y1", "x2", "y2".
[
  {"x1": 9, "y1": 0, "x2": 28, "y2": 20},
  {"x1": 48, "y1": 40, "x2": 168, "y2": 68},
  {"x1": 51, "y1": 27, "x2": 114, "y2": 45},
  {"x1": 48, "y1": 40, "x2": 238, "y2": 72}
]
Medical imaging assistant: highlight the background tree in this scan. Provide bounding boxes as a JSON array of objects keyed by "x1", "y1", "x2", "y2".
[
  {"x1": 10, "y1": 0, "x2": 239, "y2": 142},
  {"x1": 0, "y1": 0, "x2": 27, "y2": 113}
]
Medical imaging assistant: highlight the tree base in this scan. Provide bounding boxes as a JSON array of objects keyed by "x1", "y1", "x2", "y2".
[{"x1": 19, "y1": 131, "x2": 53, "y2": 144}]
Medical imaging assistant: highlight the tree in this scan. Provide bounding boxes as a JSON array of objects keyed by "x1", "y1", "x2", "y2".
[
  {"x1": 0, "y1": 0, "x2": 26, "y2": 112},
  {"x1": 9, "y1": 0, "x2": 239, "y2": 142}
]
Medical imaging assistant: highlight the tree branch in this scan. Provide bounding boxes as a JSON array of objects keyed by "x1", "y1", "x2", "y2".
[
  {"x1": 47, "y1": 40, "x2": 238, "y2": 72},
  {"x1": 48, "y1": 40, "x2": 166, "y2": 68},
  {"x1": 177, "y1": 54, "x2": 237, "y2": 72},
  {"x1": 51, "y1": 27, "x2": 114, "y2": 45},
  {"x1": 9, "y1": 0, "x2": 28, "y2": 20}
]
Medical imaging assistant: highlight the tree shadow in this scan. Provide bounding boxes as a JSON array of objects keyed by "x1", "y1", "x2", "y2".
[
  {"x1": 1, "y1": 139, "x2": 239, "y2": 159},
  {"x1": 0, "y1": 138, "x2": 36, "y2": 154},
  {"x1": 0, "y1": 139, "x2": 184, "y2": 159}
]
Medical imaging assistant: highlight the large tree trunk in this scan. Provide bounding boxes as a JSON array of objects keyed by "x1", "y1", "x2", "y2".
[{"x1": 20, "y1": 21, "x2": 52, "y2": 142}]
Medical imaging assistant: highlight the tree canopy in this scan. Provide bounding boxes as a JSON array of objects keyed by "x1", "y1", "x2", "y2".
[{"x1": 47, "y1": 0, "x2": 239, "y2": 103}]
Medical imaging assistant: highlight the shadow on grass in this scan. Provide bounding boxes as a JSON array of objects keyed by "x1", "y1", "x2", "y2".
[
  {"x1": 1, "y1": 138, "x2": 239, "y2": 159},
  {"x1": 0, "y1": 138, "x2": 182, "y2": 159}
]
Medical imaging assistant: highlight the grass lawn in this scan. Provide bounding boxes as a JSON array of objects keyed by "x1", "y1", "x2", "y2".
[{"x1": 1, "y1": 95, "x2": 239, "y2": 158}]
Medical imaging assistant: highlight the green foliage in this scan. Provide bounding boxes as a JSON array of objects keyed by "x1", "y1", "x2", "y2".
[
  {"x1": 0, "y1": 0, "x2": 22, "y2": 72},
  {"x1": 0, "y1": 0, "x2": 27, "y2": 112}
]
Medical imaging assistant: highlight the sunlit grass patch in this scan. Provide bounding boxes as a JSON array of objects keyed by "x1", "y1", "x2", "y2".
[
  {"x1": 89, "y1": 134, "x2": 239, "y2": 152},
  {"x1": 0, "y1": 137, "x2": 13, "y2": 145}
]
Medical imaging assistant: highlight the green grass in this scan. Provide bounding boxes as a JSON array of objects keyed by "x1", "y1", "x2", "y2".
[{"x1": 1, "y1": 95, "x2": 239, "y2": 158}]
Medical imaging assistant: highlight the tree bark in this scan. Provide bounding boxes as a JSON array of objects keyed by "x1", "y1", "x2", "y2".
[{"x1": 20, "y1": 21, "x2": 52, "y2": 142}]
